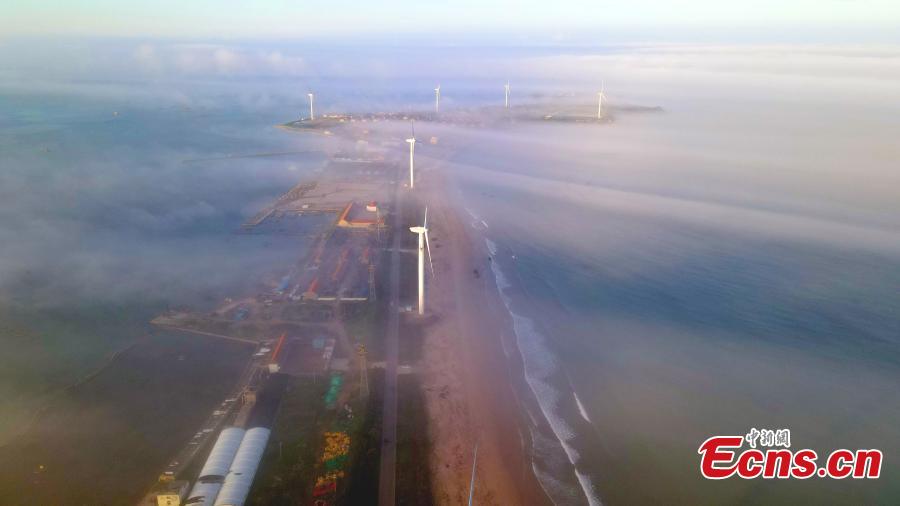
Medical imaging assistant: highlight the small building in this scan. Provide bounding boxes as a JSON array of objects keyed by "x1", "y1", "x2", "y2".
[{"x1": 156, "y1": 480, "x2": 190, "y2": 506}]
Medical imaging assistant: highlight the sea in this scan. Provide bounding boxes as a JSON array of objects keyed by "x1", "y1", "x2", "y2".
[
  {"x1": 0, "y1": 82, "x2": 331, "y2": 438},
  {"x1": 444, "y1": 51, "x2": 900, "y2": 504},
  {"x1": 1, "y1": 41, "x2": 899, "y2": 504}
]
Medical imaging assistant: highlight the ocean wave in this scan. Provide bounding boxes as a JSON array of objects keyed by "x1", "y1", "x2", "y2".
[
  {"x1": 465, "y1": 207, "x2": 489, "y2": 230},
  {"x1": 531, "y1": 428, "x2": 583, "y2": 504},
  {"x1": 487, "y1": 238, "x2": 603, "y2": 506},
  {"x1": 574, "y1": 392, "x2": 592, "y2": 424},
  {"x1": 486, "y1": 237, "x2": 499, "y2": 257}
]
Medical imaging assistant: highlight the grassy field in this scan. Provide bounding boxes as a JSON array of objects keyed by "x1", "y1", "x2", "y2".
[
  {"x1": 0, "y1": 331, "x2": 252, "y2": 506},
  {"x1": 247, "y1": 376, "x2": 328, "y2": 505}
]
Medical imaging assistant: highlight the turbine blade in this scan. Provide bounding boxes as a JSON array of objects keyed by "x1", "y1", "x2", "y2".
[
  {"x1": 423, "y1": 207, "x2": 434, "y2": 276},
  {"x1": 411, "y1": 120, "x2": 416, "y2": 139},
  {"x1": 425, "y1": 229, "x2": 435, "y2": 277}
]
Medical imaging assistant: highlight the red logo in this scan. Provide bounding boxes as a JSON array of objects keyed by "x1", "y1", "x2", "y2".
[{"x1": 698, "y1": 430, "x2": 882, "y2": 480}]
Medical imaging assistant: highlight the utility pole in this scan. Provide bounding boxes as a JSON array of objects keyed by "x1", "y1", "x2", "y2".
[{"x1": 358, "y1": 344, "x2": 369, "y2": 397}]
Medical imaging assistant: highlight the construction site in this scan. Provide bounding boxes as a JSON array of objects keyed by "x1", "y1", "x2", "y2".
[{"x1": 153, "y1": 153, "x2": 391, "y2": 330}]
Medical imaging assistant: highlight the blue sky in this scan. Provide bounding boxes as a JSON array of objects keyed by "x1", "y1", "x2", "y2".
[{"x1": 2, "y1": 0, "x2": 899, "y2": 42}]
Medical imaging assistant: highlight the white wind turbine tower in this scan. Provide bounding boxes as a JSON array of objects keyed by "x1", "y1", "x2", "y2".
[
  {"x1": 406, "y1": 122, "x2": 417, "y2": 189},
  {"x1": 409, "y1": 207, "x2": 434, "y2": 315},
  {"x1": 307, "y1": 92, "x2": 315, "y2": 121},
  {"x1": 597, "y1": 82, "x2": 605, "y2": 120},
  {"x1": 504, "y1": 81, "x2": 510, "y2": 109},
  {"x1": 435, "y1": 84, "x2": 441, "y2": 114}
]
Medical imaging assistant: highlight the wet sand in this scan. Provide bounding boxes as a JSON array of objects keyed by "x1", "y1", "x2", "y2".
[{"x1": 415, "y1": 169, "x2": 550, "y2": 505}]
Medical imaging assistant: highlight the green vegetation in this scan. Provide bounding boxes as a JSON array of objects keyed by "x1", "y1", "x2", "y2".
[
  {"x1": 248, "y1": 376, "x2": 329, "y2": 505},
  {"x1": 248, "y1": 370, "x2": 384, "y2": 506},
  {"x1": 338, "y1": 369, "x2": 384, "y2": 505}
]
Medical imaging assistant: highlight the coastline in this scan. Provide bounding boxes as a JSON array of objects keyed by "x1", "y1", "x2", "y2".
[
  {"x1": 416, "y1": 168, "x2": 551, "y2": 505},
  {"x1": 484, "y1": 238, "x2": 603, "y2": 506}
]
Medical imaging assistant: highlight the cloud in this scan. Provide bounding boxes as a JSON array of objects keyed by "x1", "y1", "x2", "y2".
[
  {"x1": 261, "y1": 50, "x2": 307, "y2": 74},
  {"x1": 0, "y1": 107, "x2": 319, "y2": 309},
  {"x1": 133, "y1": 43, "x2": 162, "y2": 74},
  {"x1": 125, "y1": 43, "x2": 310, "y2": 77}
]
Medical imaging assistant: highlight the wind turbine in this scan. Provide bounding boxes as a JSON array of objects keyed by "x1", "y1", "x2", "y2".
[
  {"x1": 406, "y1": 122, "x2": 416, "y2": 189},
  {"x1": 504, "y1": 81, "x2": 510, "y2": 109},
  {"x1": 307, "y1": 92, "x2": 315, "y2": 121},
  {"x1": 409, "y1": 207, "x2": 434, "y2": 316},
  {"x1": 435, "y1": 84, "x2": 441, "y2": 114},
  {"x1": 596, "y1": 82, "x2": 605, "y2": 120}
]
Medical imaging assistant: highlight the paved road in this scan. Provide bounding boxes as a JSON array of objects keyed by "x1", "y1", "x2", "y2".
[{"x1": 378, "y1": 186, "x2": 403, "y2": 506}]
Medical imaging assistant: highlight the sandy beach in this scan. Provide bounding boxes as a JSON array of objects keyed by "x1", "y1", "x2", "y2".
[{"x1": 412, "y1": 168, "x2": 550, "y2": 506}]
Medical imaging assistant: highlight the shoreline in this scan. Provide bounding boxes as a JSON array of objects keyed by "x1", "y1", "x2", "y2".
[
  {"x1": 432, "y1": 164, "x2": 605, "y2": 506},
  {"x1": 416, "y1": 168, "x2": 551, "y2": 505},
  {"x1": 485, "y1": 242, "x2": 603, "y2": 506}
]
